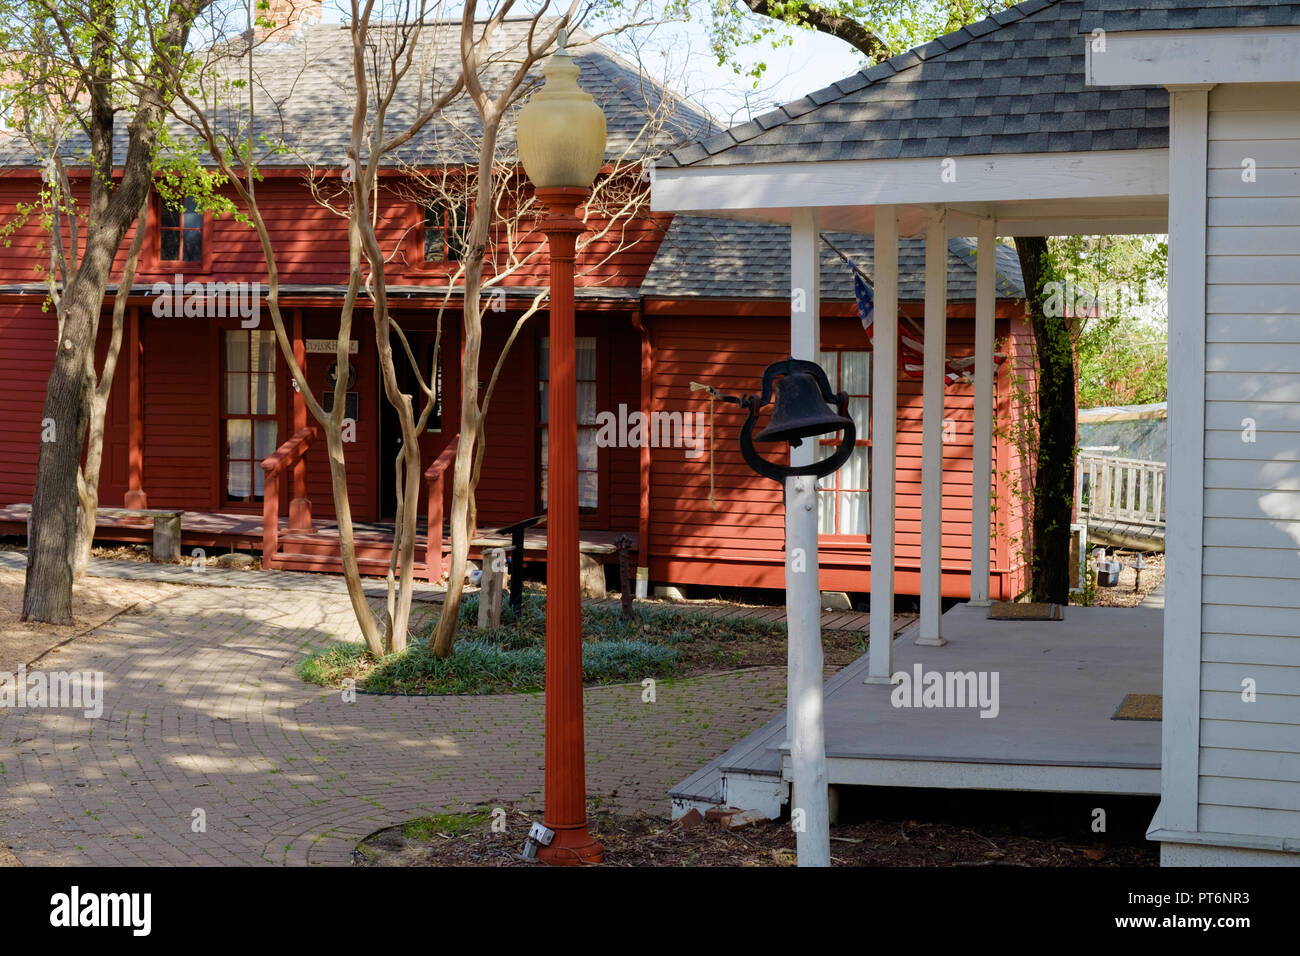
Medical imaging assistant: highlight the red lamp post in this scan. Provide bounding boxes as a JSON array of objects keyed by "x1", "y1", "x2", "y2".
[{"x1": 517, "y1": 31, "x2": 607, "y2": 866}]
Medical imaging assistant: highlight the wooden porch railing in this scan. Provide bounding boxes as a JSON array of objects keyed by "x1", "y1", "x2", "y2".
[
  {"x1": 261, "y1": 425, "x2": 319, "y2": 570},
  {"x1": 424, "y1": 434, "x2": 458, "y2": 583},
  {"x1": 1076, "y1": 453, "x2": 1166, "y2": 527}
]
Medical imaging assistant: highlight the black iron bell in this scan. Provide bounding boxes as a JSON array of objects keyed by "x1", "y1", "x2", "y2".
[{"x1": 755, "y1": 369, "x2": 854, "y2": 445}]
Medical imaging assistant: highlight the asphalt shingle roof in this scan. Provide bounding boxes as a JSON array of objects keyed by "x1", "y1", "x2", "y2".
[
  {"x1": 659, "y1": 0, "x2": 1168, "y2": 168},
  {"x1": 1079, "y1": 0, "x2": 1300, "y2": 33},
  {"x1": 640, "y1": 216, "x2": 1024, "y2": 302},
  {"x1": 0, "y1": 19, "x2": 715, "y2": 168}
]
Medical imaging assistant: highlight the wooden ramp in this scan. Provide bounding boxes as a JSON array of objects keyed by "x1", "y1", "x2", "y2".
[{"x1": 670, "y1": 602, "x2": 1163, "y2": 819}]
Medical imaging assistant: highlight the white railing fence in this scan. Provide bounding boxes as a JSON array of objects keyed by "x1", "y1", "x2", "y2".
[{"x1": 1076, "y1": 453, "x2": 1166, "y2": 527}]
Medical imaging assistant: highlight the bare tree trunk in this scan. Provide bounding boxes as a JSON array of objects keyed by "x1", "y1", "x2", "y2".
[{"x1": 325, "y1": 427, "x2": 387, "y2": 656}]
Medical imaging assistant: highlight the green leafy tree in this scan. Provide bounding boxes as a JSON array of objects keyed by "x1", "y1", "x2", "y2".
[{"x1": 0, "y1": 0, "x2": 216, "y2": 624}]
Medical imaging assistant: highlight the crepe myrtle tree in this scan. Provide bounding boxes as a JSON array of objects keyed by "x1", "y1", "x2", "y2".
[
  {"x1": 157, "y1": 0, "x2": 664, "y2": 656},
  {"x1": 340, "y1": 85, "x2": 680, "y2": 658},
  {"x1": 149, "y1": 0, "x2": 471, "y2": 655},
  {"x1": 0, "y1": 0, "x2": 216, "y2": 624}
]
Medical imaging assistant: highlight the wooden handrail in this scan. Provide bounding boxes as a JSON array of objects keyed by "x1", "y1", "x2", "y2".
[
  {"x1": 261, "y1": 426, "x2": 320, "y2": 570},
  {"x1": 424, "y1": 434, "x2": 459, "y2": 583},
  {"x1": 1076, "y1": 452, "x2": 1166, "y2": 528}
]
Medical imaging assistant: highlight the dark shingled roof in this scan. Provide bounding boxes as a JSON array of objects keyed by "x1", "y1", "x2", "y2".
[
  {"x1": 659, "y1": 0, "x2": 1168, "y2": 168},
  {"x1": 0, "y1": 19, "x2": 715, "y2": 168},
  {"x1": 1080, "y1": 0, "x2": 1300, "y2": 33},
  {"x1": 641, "y1": 216, "x2": 1024, "y2": 301}
]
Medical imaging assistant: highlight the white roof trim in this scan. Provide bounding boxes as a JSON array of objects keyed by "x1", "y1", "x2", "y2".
[
  {"x1": 1087, "y1": 25, "x2": 1300, "y2": 87},
  {"x1": 651, "y1": 149, "x2": 1170, "y2": 233}
]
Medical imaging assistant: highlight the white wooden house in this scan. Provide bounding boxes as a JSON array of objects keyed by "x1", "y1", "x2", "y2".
[{"x1": 652, "y1": 0, "x2": 1300, "y2": 865}]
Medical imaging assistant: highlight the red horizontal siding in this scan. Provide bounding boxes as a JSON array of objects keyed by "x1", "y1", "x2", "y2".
[{"x1": 646, "y1": 312, "x2": 1024, "y2": 598}]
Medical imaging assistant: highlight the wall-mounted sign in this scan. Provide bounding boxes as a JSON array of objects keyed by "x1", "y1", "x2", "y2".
[{"x1": 306, "y1": 339, "x2": 359, "y2": 354}]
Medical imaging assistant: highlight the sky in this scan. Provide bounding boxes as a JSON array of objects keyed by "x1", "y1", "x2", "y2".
[
  {"x1": 306, "y1": 0, "x2": 868, "y2": 125},
  {"x1": 592, "y1": 18, "x2": 868, "y2": 124}
]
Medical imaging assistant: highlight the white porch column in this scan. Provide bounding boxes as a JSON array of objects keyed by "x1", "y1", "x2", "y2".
[
  {"x1": 867, "y1": 205, "x2": 899, "y2": 681},
  {"x1": 917, "y1": 209, "x2": 948, "y2": 646},
  {"x1": 790, "y1": 209, "x2": 821, "y2": 450},
  {"x1": 786, "y1": 207, "x2": 829, "y2": 865},
  {"x1": 1160, "y1": 85, "x2": 1211, "y2": 833},
  {"x1": 969, "y1": 218, "x2": 997, "y2": 607}
]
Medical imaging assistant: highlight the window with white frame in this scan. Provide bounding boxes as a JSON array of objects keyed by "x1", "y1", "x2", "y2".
[
  {"x1": 817, "y1": 350, "x2": 870, "y2": 536},
  {"x1": 538, "y1": 335, "x2": 599, "y2": 512}
]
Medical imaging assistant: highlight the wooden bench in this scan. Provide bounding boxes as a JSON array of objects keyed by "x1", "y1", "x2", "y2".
[
  {"x1": 472, "y1": 515, "x2": 628, "y2": 609},
  {"x1": 10, "y1": 504, "x2": 183, "y2": 561}
]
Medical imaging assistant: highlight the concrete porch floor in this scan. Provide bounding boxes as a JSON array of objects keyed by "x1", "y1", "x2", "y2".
[{"x1": 671, "y1": 600, "x2": 1163, "y2": 818}]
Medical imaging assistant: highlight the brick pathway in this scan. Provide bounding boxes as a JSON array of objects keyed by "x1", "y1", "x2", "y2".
[
  {"x1": 0, "y1": 551, "x2": 884, "y2": 631},
  {"x1": 0, "y1": 581, "x2": 787, "y2": 866}
]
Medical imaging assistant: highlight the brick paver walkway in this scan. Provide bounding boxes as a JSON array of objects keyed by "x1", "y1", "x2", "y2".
[{"x1": 0, "y1": 580, "x2": 787, "y2": 866}]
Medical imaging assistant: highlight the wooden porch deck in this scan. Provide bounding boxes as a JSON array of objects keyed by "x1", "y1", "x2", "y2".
[
  {"x1": 0, "y1": 506, "x2": 636, "y2": 578},
  {"x1": 670, "y1": 601, "x2": 1163, "y2": 818}
]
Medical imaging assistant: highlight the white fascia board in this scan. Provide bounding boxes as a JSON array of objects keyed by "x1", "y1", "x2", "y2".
[
  {"x1": 1087, "y1": 26, "x2": 1300, "y2": 87},
  {"x1": 651, "y1": 150, "x2": 1168, "y2": 215}
]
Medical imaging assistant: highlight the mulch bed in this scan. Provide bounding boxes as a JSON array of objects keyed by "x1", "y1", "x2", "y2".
[{"x1": 357, "y1": 792, "x2": 1159, "y2": 867}]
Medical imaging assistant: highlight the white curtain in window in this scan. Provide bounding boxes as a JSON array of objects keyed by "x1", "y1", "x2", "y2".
[{"x1": 816, "y1": 351, "x2": 870, "y2": 535}]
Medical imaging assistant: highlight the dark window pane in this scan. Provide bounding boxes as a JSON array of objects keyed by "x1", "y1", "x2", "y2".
[
  {"x1": 182, "y1": 196, "x2": 203, "y2": 228},
  {"x1": 160, "y1": 229, "x2": 179, "y2": 260},
  {"x1": 160, "y1": 203, "x2": 180, "y2": 229},
  {"x1": 182, "y1": 227, "x2": 202, "y2": 262}
]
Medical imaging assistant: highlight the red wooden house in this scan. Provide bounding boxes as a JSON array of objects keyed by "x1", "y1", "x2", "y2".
[{"x1": 0, "y1": 14, "x2": 1034, "y2": 600}]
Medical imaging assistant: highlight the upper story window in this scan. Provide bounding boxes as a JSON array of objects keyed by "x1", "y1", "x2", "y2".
[
  {"x1": 424, "y1": 199, "x2": 467, "y2": 263},
  {"x1": 159, "y1": 196, "x2": 203, "y2": 263}
]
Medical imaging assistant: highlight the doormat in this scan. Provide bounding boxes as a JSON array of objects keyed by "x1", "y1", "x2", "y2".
[
  {"x1": 1113, "y1": 693, "x2": 1162, "y2": 721},
  {"x1": 988, "y1": 601, "x2": 1062, "y2": 621}
]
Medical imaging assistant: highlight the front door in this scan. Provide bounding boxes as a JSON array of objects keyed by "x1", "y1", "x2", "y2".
[{"x1": 378, "y1": 329, "x2": 448, "y2": 519}]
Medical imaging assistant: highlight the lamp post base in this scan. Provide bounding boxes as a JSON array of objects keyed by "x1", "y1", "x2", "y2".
[{"x1": 537, "y1": 824, "x2": 605, "y2": 866}]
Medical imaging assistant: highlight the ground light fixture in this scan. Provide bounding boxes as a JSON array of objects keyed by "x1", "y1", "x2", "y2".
[
  {"x1": 711, "y1": 357, "x2": 854, "y2": 867},
  {"x1": 515, "y1": 28, "x2": 607, "y2": 866}
]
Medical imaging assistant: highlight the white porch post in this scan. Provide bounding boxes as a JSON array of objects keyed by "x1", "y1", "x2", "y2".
[
  {"x1": 867, "y1": 205, "x2": 899, "y2": 681},
  {"x1": 787, "y1": 208, "x2": 829, "y2": 866},
  {"x1": 1160, "y1": 85, "x2": 1211, "y2": 833},
  {"x1": 789, "y1": 210, "x2": 821, "y2": 413},
  {"x1": 969, "y1": 218, "x2": 997, "y2": 607},
  {"x1": 917, "y1": 209, "x2": 948, "y2": 646}
]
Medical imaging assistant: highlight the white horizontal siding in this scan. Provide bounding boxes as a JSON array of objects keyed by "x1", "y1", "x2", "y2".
[
  {"x1": 1204, "y1": 459, "x2": 1300, "y2": 491},
  {"x1": 1199, "y1": 804, "x2": 1300, "y2": 840},
  {"x1": 1202, "y1": 716, "x2": 1300, "y2": 752},
  {"x1": 1205, "y1": 401, "x2": 1300, "y2": 432},
  {"x1": 1207, "y1": 314, "x2": 1300, "y2": 342},
  {"x1": 1202, "y1": 747, "x2": 1300, "y2": 782},
  {"x1": 1201, "y1": 690, "x2": 1300, "y2": 724},
  {"x1": 1204, "y1": 632, "x2": 1300, "y2": 666},
  {"x1": 1202, "y1": 659, "x2": 1300, "y2": 694},
  {"x1": 1204, "y1": 603, "x2": 1300, "y2": 638},
  {"x1": 1201, "y1": 775, "x2": 1300, "y2": 812},
  {"x1": 1200, "y1": 85, "x2": 1300, "y2": 846}
]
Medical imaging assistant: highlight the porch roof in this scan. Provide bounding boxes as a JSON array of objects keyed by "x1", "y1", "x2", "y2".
[
  {"x1": 640, "y1": 215, "x2": 1024, "y2": 301},
  {"x1": 658, "y1": 0, "x2": 1168, "y2": 170},
  {"x1": 1079, "y1": 0, "x2": 1300, "y2": 33}
]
